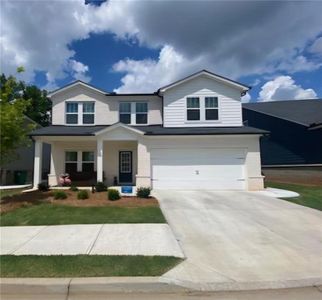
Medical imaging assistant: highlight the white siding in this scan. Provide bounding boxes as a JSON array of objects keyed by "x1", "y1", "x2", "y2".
[
  {"x1": 51, "y1": 85, "x2": 162, "y2": 126},
  {"x1": 163, "y1": 75, "x2": 243, "y2": 127}
]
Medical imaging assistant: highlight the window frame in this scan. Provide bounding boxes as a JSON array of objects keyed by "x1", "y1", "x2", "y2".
[
  {"x1": 186, "y1": 97, "x2": 201, "y2": 121},
  {"x1": 119, "y1": 101, "x2": 148, "y2": 125},
  {"x1": 185, "y1": 96, "x2": 220, "y2": 123},
  {"x1": 65, "y1": 150, "x2": 96, "y2": 173},
  {"x1": 66, "y1": 102, "x2": 79, "y2": 125},
  {"x1": 205, "y1": 97, "x2": 219, "y2": 121},
  {"x1": 65, "y1": 101, "x2": 95, "y2": 125},
  {"x1": 119, "y1": 102, "x2": 132, "y2": 125}
]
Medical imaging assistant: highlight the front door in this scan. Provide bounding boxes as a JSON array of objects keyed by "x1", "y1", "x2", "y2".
[{"x1": 119, "y1": 151, "x2": 132, "y2": 184}]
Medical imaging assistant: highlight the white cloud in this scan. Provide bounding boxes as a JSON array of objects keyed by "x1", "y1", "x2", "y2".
[
  {"x1": 241, "y1": 93, "x2": 251, "y2": 103},
  {"x1": 309, "y1": 36, "x2": 322, "y2": 56},
  {"x1": 68, "y1": 59, "x2": 91, "y2": 82},
  {"x1": 1, "y1": 0, "x2": 322, "y2": 92},
  {"x1": 258, "y1": 76, "x2": 317, "y2": 101},
  {"x1": 113, "y1": 45, "x2": 189, "y2": 92}
]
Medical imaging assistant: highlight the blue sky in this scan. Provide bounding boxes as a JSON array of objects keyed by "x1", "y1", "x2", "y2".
[{"x1": 1, "y1": 0, "x2": 322, "y2": 102}]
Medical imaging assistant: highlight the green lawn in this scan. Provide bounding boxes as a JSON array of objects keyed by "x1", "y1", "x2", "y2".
[
  {"x1": 266, "y1": 181, "x2": 322, "y2": 211},
  {"x1": 0, "y1": 188, "x2": 25, "y2": 199},
  {"x1": 0, "y1": 255, "x2": 182, "y2": 277},
  {"x1": 0, "y1": 204, "x2": 166, "y2": 226}
]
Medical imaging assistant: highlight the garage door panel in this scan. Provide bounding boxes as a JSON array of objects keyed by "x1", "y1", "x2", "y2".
[{"x1": 151, "y1": 148, "x2": 246, "y2": 190}]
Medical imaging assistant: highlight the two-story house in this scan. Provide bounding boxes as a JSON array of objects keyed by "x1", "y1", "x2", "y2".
[{"x1": 31, "y1": 70, "x2": 267, "y2": 190}]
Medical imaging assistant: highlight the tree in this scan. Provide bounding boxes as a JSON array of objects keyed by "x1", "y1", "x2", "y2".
[
  {"x1": 0, "y1": 74, "x2": 51, "y2": 127},
  {"x1": 23, "y1": 85, "x2": 51, "y2": 126},
  {"x1": 0, "y1": 70, "x2": 35, "y2": 165}
]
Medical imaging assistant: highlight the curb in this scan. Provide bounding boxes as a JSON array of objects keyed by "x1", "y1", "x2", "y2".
[
  {"x1": 1, "y1": 277, "x2": 322, "y2": 295},
  {"x1": 0, "y1": 277, "x2": 188, "y2": 295},
  {"x1": 160, "y1": 276, "x2": 322, "y2": 292}
]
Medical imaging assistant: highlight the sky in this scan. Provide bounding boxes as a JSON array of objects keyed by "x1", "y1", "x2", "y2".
[{"x1": 1, "y1": 0, "x2": 322, "y2": 102}]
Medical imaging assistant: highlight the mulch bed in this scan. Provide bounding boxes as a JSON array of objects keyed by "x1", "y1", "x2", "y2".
[{"x1": 0, "y1": 190, "x2": 158, "y2": 214}]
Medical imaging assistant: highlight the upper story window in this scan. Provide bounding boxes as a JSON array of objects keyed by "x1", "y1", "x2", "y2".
[
  {"x1": 66, "y1": 103, "x2": 78, "y2": 124},
  {"x1": 66, "y1": 102, "x2": 95, "y2": 125},
  {"x1": 186, "y1": 96, "x2": 219, "y2": 122},
  {"x1": 83, "y1": 102, "x2": 95, "y2": 124},
  {"x1": 119, "y1": 102, "x2": 131, "y2": 124},
  {"x1": 136, "y1": 102, "x2": 148, "y2": 124},
  {"x1": 205, "y1": 97, "x2": 219, "y2": 120},
  {"x1": 187, "y1": 97, "x2": 200, "y2": 121},
  {"x1": 119, "y1": 102, "x2": 148, "y2": 125}
]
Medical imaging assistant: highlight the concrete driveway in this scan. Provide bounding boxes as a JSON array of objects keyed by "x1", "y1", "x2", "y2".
[{"x1": 154, "y1": 190, "x2": 322, "y2": 291}]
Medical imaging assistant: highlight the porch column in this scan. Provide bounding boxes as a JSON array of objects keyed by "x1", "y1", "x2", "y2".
[
  {"x1": 97, "y1": 139, "x2": 103, "y2": 182},
  {"x1": 33, "y1": 139, "x2": 43, "y2": 189}
]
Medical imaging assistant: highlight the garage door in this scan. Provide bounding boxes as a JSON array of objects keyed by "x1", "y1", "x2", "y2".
[{"x1": 151, "y1": 148, "x2": 246, "y2": 190}]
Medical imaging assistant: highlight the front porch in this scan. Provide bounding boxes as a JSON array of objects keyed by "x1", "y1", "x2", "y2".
[{"x1": 32, "y1": 124, "x2": 151, "y2": 189}]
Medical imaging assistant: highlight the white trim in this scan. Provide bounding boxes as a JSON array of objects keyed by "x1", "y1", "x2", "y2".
[
  {"x1": 118, "y1": 101, "x2": 148, "y2": 125},
  {"x1": 185, "y1": 96, "x2": 221, "y2": 124},
  {"x1": 95, "y1": 122, "x2": 145, "y2": 136},
  {"x1": 159, "y1": 70, "x2": 249, "y2": 93},
  {"x1": 262, "y1": 164, "x2": 322, "y2": 168},
  {"x1": 48, "y1": 81, "x2": 108, "y2": 98},
  {"x1": 65, "y1": 101, "x2": 95, "y2": 125}
]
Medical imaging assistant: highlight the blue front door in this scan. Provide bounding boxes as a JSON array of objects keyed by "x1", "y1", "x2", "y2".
[{"x1": 119, "y1": 151, "x2": 132, "y2": 183}]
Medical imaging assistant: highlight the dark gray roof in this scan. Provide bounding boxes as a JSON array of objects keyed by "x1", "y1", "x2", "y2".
[
  {"x1": 31, "y1": 124, "x2": 267, "y2": 137},
  {"x1": 243, "y1": 99, "x2": 322, "y2": 128},
  {"x1": 30, "y1": 125, "x2": 107, "y2": 136}
]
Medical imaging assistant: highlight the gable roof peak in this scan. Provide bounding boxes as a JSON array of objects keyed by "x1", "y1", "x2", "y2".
[
  {"x1": 47, "y1": 80, "x2": 110, "y2": 98},
  {"x1": 158, "y1": 69, "x2": 250, "y2": 93}
]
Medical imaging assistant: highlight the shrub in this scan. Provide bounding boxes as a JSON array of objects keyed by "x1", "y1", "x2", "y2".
[
  {"x1": 53, "y1": 190, "x2": 67, "y2": 200},
  {"x1": 95, "y1": 181, "x2": 107, "y2": 192},
  {"x1": 136, "y1": 187, "x2": 151, "y2": 198},
  {"x1": 38, "y1": 182, "x2": 49, "y2": 192},
  {"x1": 69, "y1": 185, "x2": 78, "y2": 192},
  {"x1": 77, "y1": 190, "x2": 89, "y2": 200},
  {"x1": 108, "y1": 189, "x2": 120, "y2": 201}
]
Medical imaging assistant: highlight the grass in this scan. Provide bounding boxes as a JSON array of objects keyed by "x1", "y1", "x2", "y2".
[
  {"x1": 0, "y1": 255, "x2": 182, "y2": 277},
  {"x1": 0, "y1": 203, "x2": 166, "y2": 226},
  {"x1": 0, "y1": 188, "x2": 25, "y2": 199},
  {"x1": 266, "y1": 181, "x2": 322, "y2": 211}
]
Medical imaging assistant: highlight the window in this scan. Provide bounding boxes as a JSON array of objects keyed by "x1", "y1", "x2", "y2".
[
  {"x1": 65, "y1": 151, "x2": 78, "y2": 173},
  {"x1": 66, "y1": 102, "x2": 95, "y2": 125},
  {"x1": 82, "y1": 151, "x2": 94, "y2": 172},
  {"x1": 119, "y1": 102, "x2": 148, "y2": 125},
  {"x1": 205, "y1": 97, "x2": 219, "y2": 120},
  {"x1": 83, "y1": 102, "x2": 95, "y2": 124},
  {"x1": 65, "y1": 151, "x2": 95, "y2": 173},
  {"x1": 187, "y1": 97, "x2": 200, "y2": 121},
  {"x1": 66, "y1": 103, "x2": 78, "y2": 124},
  {"x1": 135, "y1": 102, "x2": 148, "y2": 124},
  {"x1": 119, "y1": 102, "x2": 131, "y2": 124}
]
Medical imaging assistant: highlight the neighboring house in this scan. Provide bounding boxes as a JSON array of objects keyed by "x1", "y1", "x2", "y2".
[
  {"x1": 243, "y1": 100, "x2": 322, "y2": 166},
  {"x1": 30, "y1": 70, "x2": 266, "y2": 190},
  {"x1": 0, "y1": 116, "x2": 50, "y2": 186}
]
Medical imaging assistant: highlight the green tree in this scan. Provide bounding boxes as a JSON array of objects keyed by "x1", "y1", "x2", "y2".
[
  {"x1": 0, "y1": 70, "x2": 35, "y2": 165},
  {"x1": 23, "y1": 85, "x2": 51, "y2": 126},
  {"x1": 0, "y1": 74, "x2": 51, "y2": 127}
]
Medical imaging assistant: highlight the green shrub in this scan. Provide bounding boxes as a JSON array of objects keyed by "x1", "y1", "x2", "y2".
[
  {"x1": 136, "y1": 187, "x2": 151, "y2": 198},
  {"x1": 38, "y1": 182, "x2": 49, "y2": 192},
  {"x1": 69, "y1": 185, "x2": 78, "y2": 192},
  {"x1": 95, "y1": 181, "x2": 107, "y2": 192},
  {"x1": 108, "y1": 189, "x2": 121, "y2": 201},
  {"x1": 53, "y1": 190, "x2": 67, "y2": 200},
  {"x1": 77, "y1": 190, "x2": 89, "y2": 200}
]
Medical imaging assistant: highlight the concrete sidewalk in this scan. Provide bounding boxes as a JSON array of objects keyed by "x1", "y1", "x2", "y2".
[{"x1": 0, "y1": 224, "x2": 184, "y2": 257}]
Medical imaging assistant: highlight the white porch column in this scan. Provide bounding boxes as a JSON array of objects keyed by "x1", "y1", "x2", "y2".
[
  {"x1": 97, "y1": 139, "x2": 103, "y2": 182},
  {"x1": 33, "y1": 139, "x2": 43, "y2": 189}
]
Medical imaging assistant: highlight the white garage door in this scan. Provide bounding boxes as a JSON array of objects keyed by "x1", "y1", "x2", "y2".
[{"x1": 151, "y1": 148, "x2": 246, "y2": 190}]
